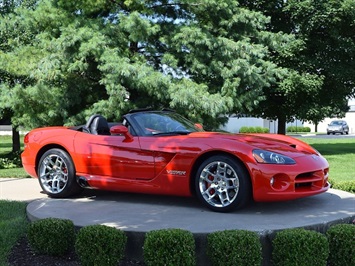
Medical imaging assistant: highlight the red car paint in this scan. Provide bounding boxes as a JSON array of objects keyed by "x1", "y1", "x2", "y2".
[{"x1": 21, "y1": 110, "x2": 329, "y2": 211}]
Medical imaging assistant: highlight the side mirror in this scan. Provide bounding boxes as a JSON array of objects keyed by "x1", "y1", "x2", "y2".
[
  {"x1": 110, "y1": 125, "x2": 133, "y2": 142},
  {"x1": 195, "y1": 123, "x2": 203, "y2": 130}
]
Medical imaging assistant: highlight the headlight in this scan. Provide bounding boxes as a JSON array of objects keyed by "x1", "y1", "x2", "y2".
[{"x1": 253, "y1": 149, "x2": 296, "y2": 165}]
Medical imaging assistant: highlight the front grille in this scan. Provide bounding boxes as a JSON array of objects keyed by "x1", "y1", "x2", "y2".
[{"x1": 295, "y1": 169, "x2": 328, "y2": 191}]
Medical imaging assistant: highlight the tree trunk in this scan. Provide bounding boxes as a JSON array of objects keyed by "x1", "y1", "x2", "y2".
[
  {"x1": 12, "y1": 126, "x2": 21, "y2": 153},
  {"x1": 314, "y1": 122, "x2": 318, "y2": 133},
  {"x1": 277, "y1": 116, "x2": 286, "y2": 135}
]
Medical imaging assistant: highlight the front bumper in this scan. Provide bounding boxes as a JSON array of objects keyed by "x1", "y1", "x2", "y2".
[{"x1": 249, "y1": 154, "x2": 330, "y2": 202}]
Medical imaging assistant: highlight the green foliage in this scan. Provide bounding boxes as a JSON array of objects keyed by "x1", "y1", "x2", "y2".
[
  {"x1": 143, "y1": 228, "x2": 196, "y2": 266},
  {"x1": 272, "y1": 228, "x2": 329, "y2": 266},
  {"x1": 0, "y1": 151, "x2": 22, "y2": 169},
  {"x1": 302, "y1": 137, "x2": 355, "y2": 184},
  {"x1": 330, "y1": 180, "x2": 355, "y2": 193},
  {"x1": 207, "y1": 230, "x2": 262, "y2": 266},
  {"x1": 286, "y1": 126, "x2": 311, "y2": 133},
  {"x1": 326, "y1": 223, "x2": 355, "y2": 266},
  {"x1": 75, "y1": 224, "x2": 127, "y2": 266},
  {"x1": 239, "y1": 0, "x2": 355, "y2": 131},
  {"x1": 27, "y1": 218, "x2": 75, "y2": 256},
  {"x1": 0, "y1": 158, "x2": 17, "y2": 169},
  {"x1": 255, "y1": 126, "x2": 269, "y2": 133},
  {"x1": 239, "y1": 126, "x2": 269, "y2": 133},
  {"x1": 0, "y1": 0, "x2": 292, "y2": 130},
  {"x1": 0, "y1": 200, "x2": 28, "y2": 265}
]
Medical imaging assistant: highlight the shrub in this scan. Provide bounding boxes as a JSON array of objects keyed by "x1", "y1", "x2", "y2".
[
  {"x1": 272, "y1": 228, "x2": 329, "y2": 266},
  {"x1": 238, "y1": 126, "x2": 247, "y2": 133},
  {"x1": 255, "y1": 126, "x2": 267, "y2": 133},
  {"x1": 326, "y1": 224, "x2": 355, "y2": 266},
  {"x1": 330, "y1": 180, "x2": 355, "y2": 193},
  {"x1": 143, "y1": 228, "x2": 196, "y2": 266},
  {"x1": 239, "y1": 126, "x2": 269, "y2": 133},
  {"x1": 207, "y1": 230, "x2": 262, "y2": 266},
  {"x1": 286, "y1": 126, "x2": 311, "y2": 133},
  {"x1": 75, "y1": 224, "x2": 127, "y2": 266},
  {"x1": 0, "y1": 151, "x2": 22, "y2": 169},
  {"x1": 27, "y1": 218, "x2": 75, "y2": 256}
]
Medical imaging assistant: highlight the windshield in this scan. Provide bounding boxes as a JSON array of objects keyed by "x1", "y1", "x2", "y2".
[
  {"x1": 330, "y1": 121, "x2": 343, "y2": 126},
  {"x1": 130, "y1": 111, "x2": 203, "y2": 136}
]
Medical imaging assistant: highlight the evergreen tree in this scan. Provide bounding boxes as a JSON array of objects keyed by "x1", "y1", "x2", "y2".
[{"x1": 0, "y1": 0, "x2": 290, "y2": 130}]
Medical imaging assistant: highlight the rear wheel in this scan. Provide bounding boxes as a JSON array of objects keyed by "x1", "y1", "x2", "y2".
[
  {"x1": 38, "y1": 148, "x2": 83, "y2": 198},
  {"x1": 195, "y1": 155, "x2": 251, "y2": 212}
]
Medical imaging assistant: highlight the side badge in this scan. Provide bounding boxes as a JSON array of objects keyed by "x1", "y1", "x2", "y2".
[{"x1": 166, "y1": 170, "x2": 186, "y2": 176}]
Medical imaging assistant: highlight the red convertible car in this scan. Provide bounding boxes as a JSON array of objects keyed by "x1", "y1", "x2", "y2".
[{"x1": 21, "y1": 109, "x2": 330, "y2": 212}]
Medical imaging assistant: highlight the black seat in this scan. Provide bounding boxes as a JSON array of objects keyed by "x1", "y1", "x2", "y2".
[{"x1": 85, "y1": 114, "x2": 111, "y2": 135}]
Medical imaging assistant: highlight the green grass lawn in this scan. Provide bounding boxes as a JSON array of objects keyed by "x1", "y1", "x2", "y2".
[
  {"x1": 301, "y1": 137, "x2": 355, "y2": 183},
  {"x1": 0, "y1": 200, "x2": 28, "y2": 265}
]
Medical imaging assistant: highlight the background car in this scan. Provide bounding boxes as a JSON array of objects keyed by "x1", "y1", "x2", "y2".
[
  {"x1": 21, "y1": 109, "x2": 330, "y2": 212},
  {"x1": 326, "y1": 120, "x2": 349, "y2": 135}
]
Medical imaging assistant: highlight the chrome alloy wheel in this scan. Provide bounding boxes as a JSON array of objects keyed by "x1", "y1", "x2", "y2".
[
  {"x1": 39, "y1": 153, "x2": 69, "y2": 194},
  {"x1": 198, "y1": 161, "x2": 240, "y2": 208}
]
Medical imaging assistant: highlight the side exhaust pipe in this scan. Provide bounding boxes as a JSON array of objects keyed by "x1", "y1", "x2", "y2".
[{"x1": 77, "y1": 176, "x2": 90, "y2": 188}]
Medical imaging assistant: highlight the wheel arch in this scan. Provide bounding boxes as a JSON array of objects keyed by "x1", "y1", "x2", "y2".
[
  {"x1": 189, "y1": 151, "x2": 252, "y2": 196},
  {"x1": 35, "y1": 144, "x2": 72, "y2": 175}
]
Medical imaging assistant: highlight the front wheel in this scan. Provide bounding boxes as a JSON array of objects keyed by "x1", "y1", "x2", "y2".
[
  {"x1": 195, "y1": 155, "x2": 251, "y2": 212},
  {"x1": 37, "y1": 148, "x2": 83, "y2": 198}
]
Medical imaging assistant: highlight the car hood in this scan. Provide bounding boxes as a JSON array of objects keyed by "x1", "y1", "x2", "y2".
[{"x1": 192, "y1": 132, "x2": 318, "y2": 157}]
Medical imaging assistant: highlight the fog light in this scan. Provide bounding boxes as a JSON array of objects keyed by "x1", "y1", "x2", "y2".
[{"x1": 270, "y1": 177, "x2": 275, "y2": 186}]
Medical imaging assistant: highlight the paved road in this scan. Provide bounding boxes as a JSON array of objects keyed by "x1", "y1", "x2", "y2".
[{"x1": 297, "y1": 133, "x2": 355, "y2": 139}]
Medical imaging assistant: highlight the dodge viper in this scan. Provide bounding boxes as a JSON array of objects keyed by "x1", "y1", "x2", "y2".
[{"x1": 21, "y1": 109, "x2": 330, "y2": 212}]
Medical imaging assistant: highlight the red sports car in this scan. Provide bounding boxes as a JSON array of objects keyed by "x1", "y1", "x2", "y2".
[{"x1": 21, "y1": 109, "x2": 330, "y2": 212}]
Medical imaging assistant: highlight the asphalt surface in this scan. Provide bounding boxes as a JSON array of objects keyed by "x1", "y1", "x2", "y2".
[{"x1": 1, "y1": 177, "x2": 354, "y2": 265}]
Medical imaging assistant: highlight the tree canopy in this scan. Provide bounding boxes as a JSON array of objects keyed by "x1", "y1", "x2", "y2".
[
  {"x1": 0, "y1": 0, "x2": 289, "y2": 130},
  {"x1": 0, "y1": 0, "x2": 354, "y2": 135},
  {"x1": 239, "y1": 0, "x2": 355, "y2": 132}
]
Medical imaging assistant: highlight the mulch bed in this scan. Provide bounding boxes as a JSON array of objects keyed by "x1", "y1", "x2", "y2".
[{"x1": 8, "y1": 237, "x2": 144, "y2": 266}]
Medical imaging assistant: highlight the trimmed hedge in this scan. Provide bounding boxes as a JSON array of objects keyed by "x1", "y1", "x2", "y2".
[
  {"x1": 239, "y1": 126, "x2": 269, "y2": 133},
  {"x1": 27, "y1": 218, "x2": 75, "y2": 256},
  {"x1": 75, "y1": 224, "x2": 127, "y2": 266},
  {"x1": 326, "y1": 224, "x2": 355, "y2": 266},
  {"x1": 25, "y1": 218, "x2": 354, "y2": 266},
  {"x1": 207, "y1": 230, "x2": 262, "y2": 266},
  {"x1": 143, "y1": 228, "x2": 196, "y2": 266},
  {"x1": 272, "y1": 228, "x2": 329, "y2": 266},
  {"x1": 286, "y1": 126, "x2": 311, "y2": 133}
]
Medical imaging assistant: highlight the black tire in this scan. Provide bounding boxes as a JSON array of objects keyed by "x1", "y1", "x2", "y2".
[
  {"x1": 37, "y1": 148, "x2": 83, "y2": 198},
  {"x1": 195, "y1": 155, "x2": 251, "y2": 212}
]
